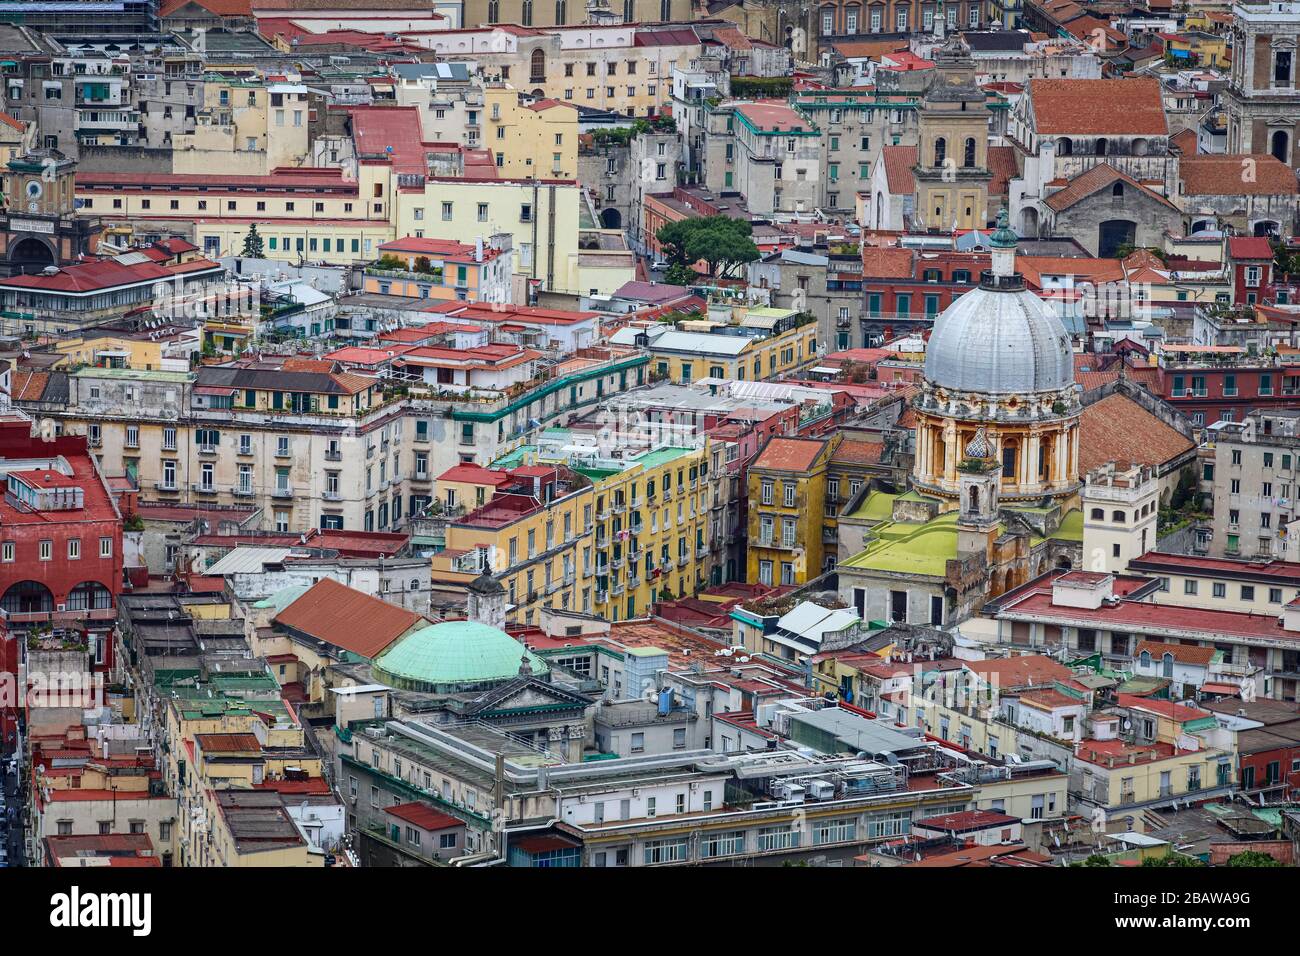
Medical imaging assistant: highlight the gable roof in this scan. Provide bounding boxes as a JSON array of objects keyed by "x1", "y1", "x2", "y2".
[
  {"x1": 1179, "y1": 155, "x2": 1299, "y2": 195},
  {"x1": 1133, "y1": 640, "x2": 1216, "y2": 667},
  {"x1": 1044, "y1": 163, "x2": 1177, "y2": 213},
  {"x1": 274, "y1": 578, "x2": 424, "y2": 659},
  {"x1": 880, "y1": 145, "x2": 918, "y2": 194},
  {"x1": 1080, "y1": 393, "x2": 1195, "y2": 474},
  {"x1": 1028, "y1": 78, "x2": 1167, "y2": 136}
]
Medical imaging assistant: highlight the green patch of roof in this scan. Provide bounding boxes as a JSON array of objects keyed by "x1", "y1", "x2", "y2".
[
  {"x1": 254, "y1": 584, "x2": 310, "y2": 612},
  {"x1": 492, "y1": 445, "x2": 536, "y2": 469},
  {"x1": 849, "y1": 490, "x2": 898, "y2": 521},
  {"x1": 841, "y1": 510, "x2": 1004, "y2": 578},
  {"x1": 631, "y1": 445, "x2": 692, "y2": 470},
  {"x1": 1051, "y1": 509, "x2": 1084, "y2": 542}
]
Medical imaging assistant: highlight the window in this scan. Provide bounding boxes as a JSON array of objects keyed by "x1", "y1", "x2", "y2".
[
  {"x1": 100, "y1": 536, "x2": 113, "y2": 558},
  {"x1": 39, "y1": 539, "x2": 52, "y2": 561},
  {"x1": 630, "y1": 732, "x2": 645, "y2": 754},
  {"x1": 68, "y1": 538, "x2": 80, "y2": 560}
]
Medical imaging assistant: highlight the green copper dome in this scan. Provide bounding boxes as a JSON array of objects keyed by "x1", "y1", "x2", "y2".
[{"x1": 372, "y1": 620, "x2": 549, "y2": 693}]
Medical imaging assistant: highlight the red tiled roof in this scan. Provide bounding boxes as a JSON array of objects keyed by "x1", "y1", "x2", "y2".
[
  {"x1": 1044, "y1": 163, "x2": 1177, "y2": 213},
  {"x1": 999, "y1": 588, "x2": 1294, "y2": 643},
  {"x1": 274, "y1": 577, "x2": 423, "y2": 658},
  {"x1": 195, "y1": 733, "x2": 261, "y2": 752},
  {"x1": 1228, "y1": 237, "x2": 1275, "y2": 260},
  {"x1": 964, "y1": 655, "x2": 1072, "y2": 688},
  {"x1": 1133, "y1": 640, "x2": 1216, "y2": 667},
  {"x1": 1028, "y1": 78, "x2": 1166, "y2": 135},
  {"x1": 751, "y1": 436, "x2": 827, "y2": 472},
  {"x1": 879, "y1": 145, "x2": 918, "y2": 194},
  {"x1": 1180, "y1": 155, "x2": 1299, "y2": 196},
  {"x1": 1117, "y1": 693, "x2": 1213, "y2": 722},
  {"x1": 987, "y1": 144, "x2": 1018, "y2": 197},
  {"x1": 861, "y1": 244, "x2": 914, "y2": 279},
  {"x1": 1080, "y1": 393, "x2": 1195, "y2": 473},
  {"x1": 915, "y1": 810, "x2": 1021, "y2": 832},
  {"x1": 384, "y1": 802, "x2": 462, "y2": 831}
]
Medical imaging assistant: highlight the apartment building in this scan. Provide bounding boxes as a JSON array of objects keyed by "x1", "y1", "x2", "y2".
[
  {"x1": 701, "y1": 100, "x2": 821, "y2": 217},
  {"x1": 440, "y1": 463, "x2": 593, "y2": 626},
  {"x1": 611, "y1": 307, "x2": 819, "y2": 385},
  {"x1": 988, "y1": 568, "x2": 1300, "y2": 703},
  {"x1": 171, "y1": 77, "x2": 312, "y2": 176},
  {"x1": 483, "y1": 85, "x2": 579, "y2": 180},
  {"x1": 417, "y1": 21, "x2": 702, "y2": 120},
  {"x1": 747, "y1": 435, "x2": 840, "y2": 586},
  {"x1": 1205, "y1": 408, "x2": 1300, "y2": 558}
]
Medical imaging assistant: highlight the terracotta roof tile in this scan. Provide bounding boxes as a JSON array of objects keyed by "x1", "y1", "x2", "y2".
[
  {"x1": 751, "y1": 436, "x2": 828, "y2": 473},
  {"x1": 861, "y1": 244, "x2": 914, "y2": 279},
  {"x1": 274, "y1": 578, "x2": 423, "y2": 659},
  {"x1": 1133, "y1": 641, "x2": 1216, "y2": 667},
  {"x1": 1028, "y1": 78, "x2": 1166, "y2": 135},
  {"x1": 987, "y1": 144, "x2": 1018, "y2": 197},
  {"x1": 1080, "y1": 393, "x2": 1194, "y2": 473},
  {"x1": 880, "y1": 145, "x2": 918, "y2": 194},
  {"x1": 1180, "y1": 155, "x2": 1299, "y2": 196},
  {"x1": 1044, "y1": 163, "x2": 1177, "y2": 213}
]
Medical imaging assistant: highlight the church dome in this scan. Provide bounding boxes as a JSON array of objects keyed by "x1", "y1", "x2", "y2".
[
  {"x1": 372, "y1": 620, "x2": 548, "y2": 693},
  {"x1": 924, "y1": 288, "x2": 1074, "y2": 396},
  {"x1": 923, "y1": 213, "x2": 1074, "y2": 397}
]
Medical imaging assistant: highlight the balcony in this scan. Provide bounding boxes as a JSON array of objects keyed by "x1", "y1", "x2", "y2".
[
  {"x1": 323, "y1": 491, "x2": 343, "y2": 501},
  {"x1": 191, "y1": 483, "x2": 217, "y2": 494},
  {"x1": 324, "y1": 450, "x2": 342, "y2": 461},
  {"x1": 596, "y1": 589, "x2": 609, "y2": 603},
  {"x1": 272, "y1": 487, "x2": 294, "y2": 499},
  {"x1": 233, "y1": 486, "x2": 255, "y2": 498},
  {"x1": 197, "y1": 444, "x2": 218, "y2": 456},
  {"x1": 154, "y1": 481, "x2": 179, "y2": 493},
  {"x1": 237, "y1": 445, "x2": 254, "y2": 457}
]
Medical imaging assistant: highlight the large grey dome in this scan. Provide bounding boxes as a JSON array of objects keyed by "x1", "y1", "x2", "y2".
[{"x1": 924, "y1": 283, "x2": 1074, "y2": 396}]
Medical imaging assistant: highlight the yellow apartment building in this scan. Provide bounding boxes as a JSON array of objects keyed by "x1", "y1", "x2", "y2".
[
  {"x1": 580, "y1": 443, "x2": 713, "y2": 621},
  {"x1": 746, "y1": 434, "x2": 840, "y2": 586},
  {"x1": 484, "y1": 85, "x2": 579, "y2": 180},
  {"x1": 173, "y1": 78, "x2": 312, "y2": 176},
  {"x1": 441, "y1": 472, "x2": 593, "y2": 626},
  {"x1": 635, "y1": 309, "x2": 819, "y2": 385}
]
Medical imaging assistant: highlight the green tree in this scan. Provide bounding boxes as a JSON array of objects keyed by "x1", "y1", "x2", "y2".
[
  {"x1": 1226, "y1": 850, "x2": 1283, "y2": 867},
  {"x1": 662, "y1": 262, "x2": 698, "y2": 287},
  {"x1": 656, "y1": 216, "x2": 759, "y2": 279},
  {"x1": 241, "y1": 223, "x2": 265, "y2": 258},
  {"x1": 1072, "y1": 854, "x2": 1113, "y2": 867},
  {"x1": 1141, "y1": 852, "x2": 1205, "y2": 867}
]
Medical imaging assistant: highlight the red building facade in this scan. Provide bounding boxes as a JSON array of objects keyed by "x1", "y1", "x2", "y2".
[{"x1": 0, "y1": 421, "x2": 124, "y2": 676}]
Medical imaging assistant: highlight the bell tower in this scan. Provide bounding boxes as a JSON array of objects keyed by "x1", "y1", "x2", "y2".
[{"x1": 956, "y1": 428, "x2": 1002, "y2": 556}]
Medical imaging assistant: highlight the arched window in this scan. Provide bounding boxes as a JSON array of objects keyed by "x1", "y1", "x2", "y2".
[
  {"x1": 1112, "y1": 181, "x2": 1124, "y2": 197},
  {"x1": 963, "y1": 137, "x2": 976, "y2": 168},
  {"x1": 555, "y1": 0, "x2": 568, "y2": 23},
  {"x1": 1139, "y1": 651, "x2": 1151, "y2": 668},
  {"x1": 522, "y1": 0, "x2": 533, "y2": 23},
  {"x1": 968, "y1": 486, "x2": 980, "y2": 513},
  {"x1": 530, "y1": 48, "x2": 546, "y2": 83},
  {"x1": 1112, "y1": 510, "x2": 1126, "y2": 522},
  {"x1": 67, "y1": 581, "x2": 113, "y2": 611},
  {"x1": 1162, "y1": 653, "x2": 1174, "y2": 678},
  {"x1": 1057, "y1": 137, "x2": 1072, "y2": 156},
  {"x1": 1090, "y1": 508, "x2": 1104, "y2": 520},
  {"x1": 623, "y1": 0, "x2": 633, "y2": 21},
  {"x1": 661, "y1": 0, "x2": 671, "y2": 19},
  {"x1": 934, "y1": 136, "x2": 946, "y2": 167},
  {"x1": 487, "y1": 0, "x2": 499, "y2": 21},
  {"x1": 1, "y1": 580, "x2": 53, "y2": 615},
  {"x1": 1096, "y1": 137, "x2": 1108, "y2": 156}
]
